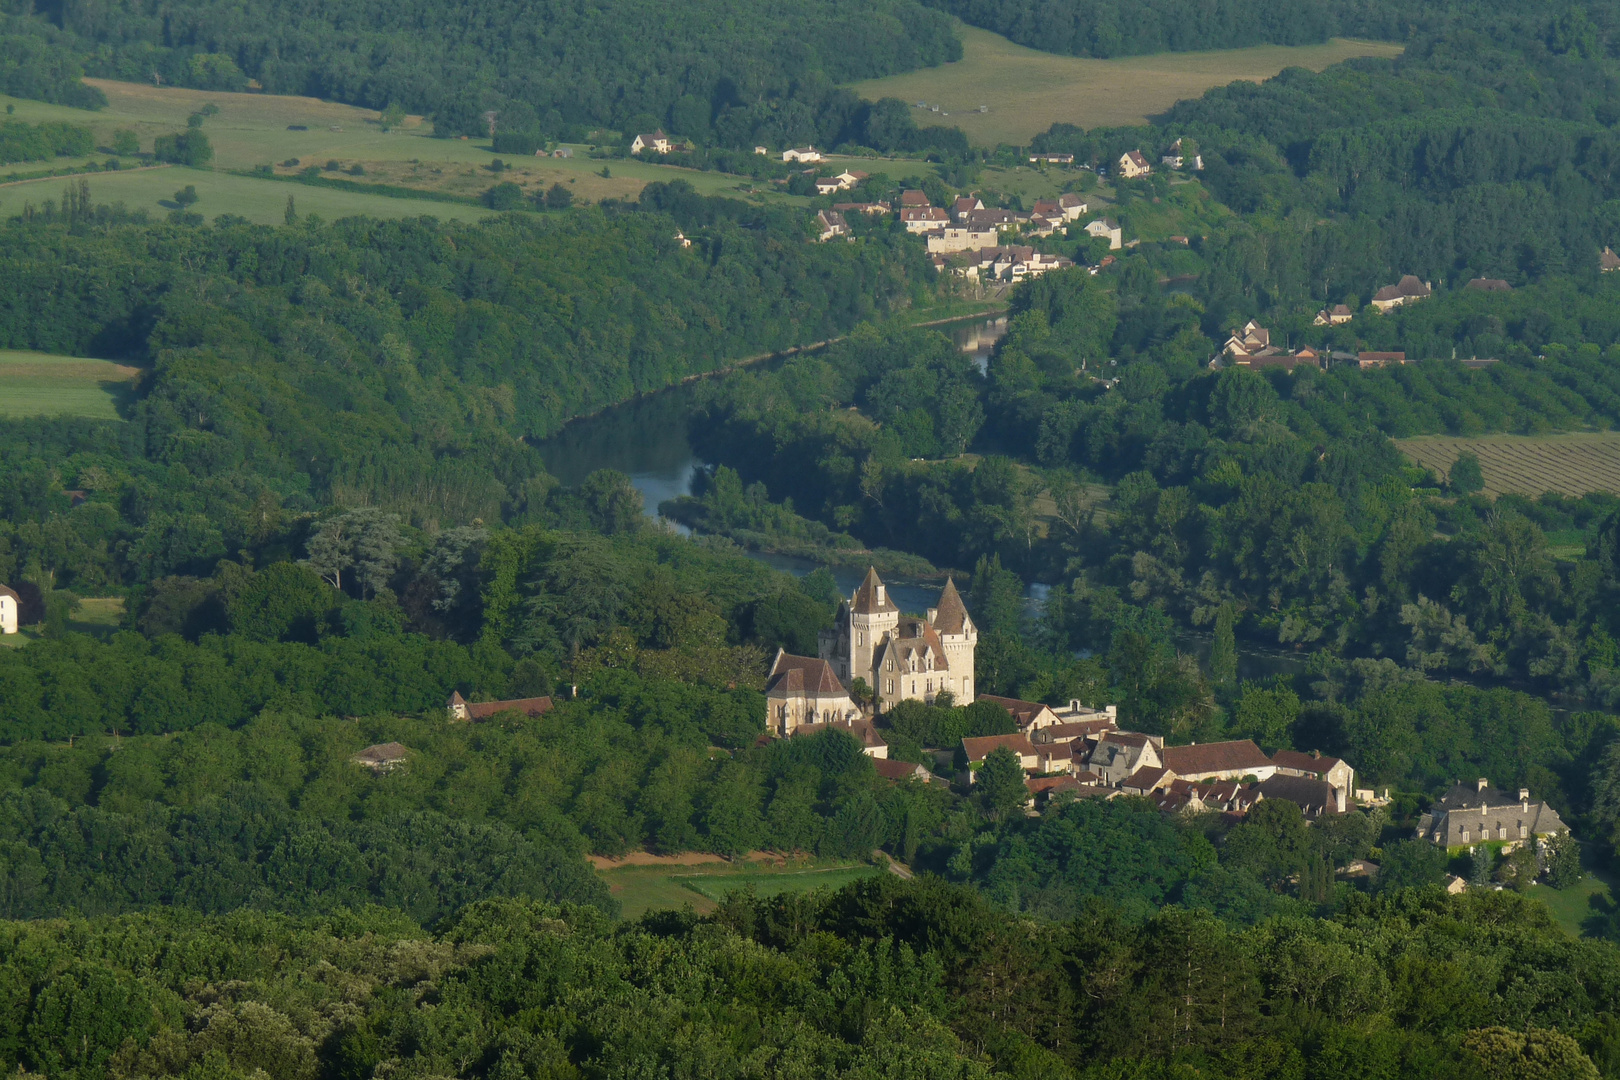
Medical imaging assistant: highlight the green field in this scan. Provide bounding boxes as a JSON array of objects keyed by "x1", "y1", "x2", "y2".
[
  {"x1": 600, "y1": 860, "x2": 881, "y2": 919},
  {"x1": 1531, "y1": 843, "x2": 1616, "y2": 939},
  {"x1": 0, "y1": 350, "x2": 140, "y2": 420},
  {"x1": 1395, "y1": 433, "x2": 1620, "y2": 499},
  {"x1": 848, "y1": 27, "x2": 1404, "y2": 145},
  {"x1": 1, "y1": 79, "x2": 805, "y2": 224}
]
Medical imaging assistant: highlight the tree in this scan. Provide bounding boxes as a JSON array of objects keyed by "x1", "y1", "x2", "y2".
[
  {"x1": 379, "y1": 102, "x2": 407, "y2": 130},
  {"x1": 1231, "y1": 678, "x2": 1299, "y2": 751},
  {"x1": 1377, "y1": 840, "x2": 1445, "y2": 892},
  {"x1": 1210, "y1": 603, "x2": 1237, "y2": 696},
  {"x1": 978, "y1": 747, "x2": 1028, "y2": 819},
  {"x1": 544, "y1": 182, "x2": 574, "y2": 210},
  {"x1": 1544, "y1": 832, "x2": 1582, "y2": 889},
  {"x1": 284, "y1": 194, "x2": 297, "y2": 225},
  {"x1": 1462, "y1": 1026, "x2": 1600, "y2": 1080},
  {"x1": 1450, "y1": 451, "x2": 1485, "y2": 494},
  {"x1": 173, "y1": 184, "x2": 199, "y2": 207},
  {"x1": 484, "y1": 181, "x2": 524, "y2": 210},
  {"x1": 111, "y1": 129, "x2": 139, "y2": 155},
  {"x1": 153, "y1": 129, "x2": 213, "y2": 165}
]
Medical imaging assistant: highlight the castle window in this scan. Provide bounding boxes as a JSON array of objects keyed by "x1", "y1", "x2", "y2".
[
  {"x1": 1498, "y1": 826, "x2": 1506, "y2": 840},
  {"x1": 1519, "y1": 823, "x2": 1527, "y2": 839},
  {"x1": 1461, "y1": 829, "x2": 1470, "y2": 844}
]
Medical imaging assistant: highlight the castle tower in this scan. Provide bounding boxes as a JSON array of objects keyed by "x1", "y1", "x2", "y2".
[
  {"x1": 928, "y1": 577, "x2": 977, "y2": 703},
  {"x1": 845, "y1": 567, "x2": 899, "y2": 693}
]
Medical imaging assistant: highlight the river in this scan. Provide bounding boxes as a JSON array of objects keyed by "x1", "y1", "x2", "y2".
[{"x1": 533, "y1": 315, "x2": 1010, "y2": 611}]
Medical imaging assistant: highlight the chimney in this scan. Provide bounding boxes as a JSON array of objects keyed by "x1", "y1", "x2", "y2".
[
  {"x1": 1519, "y1": 788, "x2": 1529, "y2": 802},
  {"x1": 876, "y1": 585, "x2": 886, "y2": 605},
  {"x1": 1476, "y1": 778, "x2": 1488, "y2": 792},
  {"x1": 927, "y1": 607, "x2": 938, "y2": 623}
]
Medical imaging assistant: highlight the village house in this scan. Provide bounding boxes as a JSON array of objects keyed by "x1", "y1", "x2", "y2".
[
  {"x1": 900, "y1": 207, "x2": 951, "y2": 233},
  {"x1": 966, "y1": 207, "x2": 1019, "y2": 232},
  {"x1": 1161, "y1": 739, "x2": 1277, "y2": 783},
  {"x1": 1416, "y1": 778, "x2": 1568, "y2": 851},
  {"x1": 876, "y1": 758, "x2": 933, "y2": 782},
  {"x1": 1313, "y1": 304, "x2": 1354, "y2": 325},
  {"x1": 1029, "y1": 152, "x2": 1074, "y2": 164},
  {"x1": 961, "y1": 733, "x2": 1039, "y2": 780},
  {"x1": 1084, "y1": 218, "x2": 1123, "y2": 249},
  {"x1": 1117, "y1": 150, "x2": 1152, "y2": 179},
  {"x1": 835, "y1": 170, "x2": 869, "y2": 188},
  {"x1": 1466, "y1": 277, "x2": 1511, "y2": 291},
  {"x1": 977, "y1": 694, "x2": 1062, "y2": 734},
  {"x1": 815, "y1": 177, "x2": 843, "y2": 196},
  {"x1": 899, "y1": 189, "x2": 931, "y2": 208},
  {"x1": 754, "y1": 145, "x2": 769, "y2": 155},
  {"x1": 793, "y1": 716, "x2": 888, "y2": 758},
  {"x1": 673, "y1": 231, "x2": 692, "y2": 248},
  {"x1": 1604, "y1": 247, "x2": 1620, "y2": 272},
  {"x1": 782, "y1": 146, "x2": 822, "y2": 163},
  {"x1": 1371, "y1": 275, "x2": 1432, "y2": 312},
  {"x1": 1270, "y1": 749, "x2": 1354, "y2": 811},
  {"x1": 0, "y1": 583, "x2": 16, "y2": 634},
  {"x1": 630, "y1": 130, "x2": 671, "y2": 155},
  {"x1": 833, "y1": 201, "x2": 890, "y2": 215},
  {"x1": 351, "y1": 742, "x2": 410, "y2": 773},
  {"x1": 952, "y1": 196, "x2": 985, "y2": 221},
  {"x1": 1160, "y1": 139, "x2": 1202, "y2": 170},
  {"x1": 446, "y1": 691, "x2": 554, "y2": 721},
  {"x1": 766, "y1": 650, "x2": 860, "y2": 735},
  {"x1": 1254, "y1": 774, "x2": 1342, "y2": 818},
  {"x1": 819, "y1": 569, "x2": 977, "y2": 711},
  {"x1": 926, "y1": 226, "x2": 999, "y2": 254},
  {"x1": 1089, "y1": 731, "x2": 1165, "y2": 785},
  {"x1": 815, "y1": 209, "x2": 851, "y2": 241},
  {"x1": 1357, "y1": 351, "x2": 1407, "y2": 368},
  {"x1": 950, "y1": 245, "x2": 1072, "y2": 282},
  {"x1": 1057, "y1": 193, "x2": 1087, "y2": 221}
]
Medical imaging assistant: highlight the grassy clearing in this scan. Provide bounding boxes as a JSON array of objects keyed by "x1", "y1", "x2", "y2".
[
  {"x1": 1532, "y1": 843, "x2": 1615, "y2": 939},
  {"x1": 0, "y1": 80, "x2": 803, "y2": 222},
  {"x1": 0, "y1": 350, "x2": 141, "y2": 420},
  {"x1": 600, "y1": 859, "x2": 880, "y2": 919},
  {"x1": 1395, "y1": 433, "x2": 1620, "y2": 498},
  {"x1": 848, "y1": 27, "x2": 1404, "y2": 145}
]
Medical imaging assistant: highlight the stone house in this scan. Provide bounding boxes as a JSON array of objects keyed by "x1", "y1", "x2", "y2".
[
  {"x1": 926, "y1": 227, "x2": 999, "y2": 254},
  {"x1": 1370, "y1": 275, "x2": 1432, "y2": 312},
  {"x1": 977, "y1": 694, "x2": 1061, "y2": 734},
  {"x1": 0, "y1": 583, "x2": 17, "y2": 634},
  {"x1": 899, "y1": 190, "x2": 931, "y2": 208},
  {"x1": 1270, "y1": 749, "x2": 1353, "y2": 812},
  {"x1": 1416, "y1": 778, "x2": 1569, "y2": 851},
  {"x1": 782, "y1": 146, "x2": 822, "y2": 163},
  {"x1": 1313, "y1": 304, "x2": 1354, "y2": 325},
  {"x1": 765, "y1": 650, "x2": 859, "y2": 735},
  {"x1": 1160, "y1": 739, "x2": 1276, "y2": 783},
  {"x1": 793, "y1": 716, "x2": 887, "y2": 757},
  {"x1": 961, "y1": 733, "x2": 1039, "y2": 781},
  {"x1": 1089, "y1": 731, "x2": 1165, "y2": 785},
  {"x1": 446, "y1": 691, "x2": 554, "y2": 722},
  {"x1": 815, "y1": 209, "x2": 851, "y2": 241},
  {"x1": 1057, "y1": 193, "x2": 1088, "y2": 220},
  {"x1": 900, "y1": 207, "x2": 950, "y2": 233},
  {"x1": 952, "y1": 196, "x2": 985, "y2": 221},
  {"x1": 351, "y1": 742, "x2": 410, "y2": 773}
]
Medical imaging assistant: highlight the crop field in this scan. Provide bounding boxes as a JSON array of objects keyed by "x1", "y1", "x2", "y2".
[
  {"x1": 1395, "y1": 433, "x2": 1620, "y2": 498},
  {"x1": 597, "y1": 858, "x2": 880, "y2": 919},
  {"x1": 848, "y1": 27, "x2": 1404, "y2": 145},
  {"x1": 1, "y1": 79, "x2": 803, "y2": 223},
  {"x1": 0, "y1": 350, "x2": 141, "y2": 420}
]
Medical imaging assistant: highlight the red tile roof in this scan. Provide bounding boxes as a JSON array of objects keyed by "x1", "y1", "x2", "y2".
[
  {"x1": 962, "y1": 733, "x2": 1037, "y2": 763},
  {"x1": 767, "y1": 652, "x2": 847, "y2": 695},
  {"x1": 1269, "y1": 750, "x2": 1344, "y2": 775},
  {"x1": 876, "y1": 758, "x2": 930, "y2": 781},
  {"x1": 457, "y1": 695, "x2": 555, "y2": 720}
]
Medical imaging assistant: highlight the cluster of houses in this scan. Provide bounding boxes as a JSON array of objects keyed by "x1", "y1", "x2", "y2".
[
  {"x1": 1213, "y1": 321, "x2": 1447, "y2": 372},
  {"x1": 873, "y1": 189, "x2": 1089, "y2": 279}
]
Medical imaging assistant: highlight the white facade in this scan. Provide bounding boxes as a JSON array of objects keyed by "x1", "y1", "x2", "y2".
[{"x1": 0, "y1": 587, "x2": 16, "y2": 634}]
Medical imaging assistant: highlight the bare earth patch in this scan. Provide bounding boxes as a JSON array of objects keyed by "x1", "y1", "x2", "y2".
[{"x1": 1395, "y1": 433, "x2": 1620, "y2": 497}]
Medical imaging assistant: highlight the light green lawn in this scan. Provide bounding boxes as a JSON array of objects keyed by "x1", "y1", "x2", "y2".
[
  {"x1": 849, "y1": 26, "x2": 1404, "y2": 145},
  {"x1": 601, "y1": 861, "x2": 880, "y2": 919},
  {"x1": 0, "y1": 350, "x2": 140, "y2": 420},
  {"x1": 1532, "y1": 844, "x2": 1616, "y2": 939}
]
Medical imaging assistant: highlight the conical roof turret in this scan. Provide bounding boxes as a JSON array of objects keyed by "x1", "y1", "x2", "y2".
[
  {"x1": 932, "y1": 577, "x2": 970, "y2": 634},
  {"x1": 851, "y1": 567, "x2": 897, "y2": 614}
]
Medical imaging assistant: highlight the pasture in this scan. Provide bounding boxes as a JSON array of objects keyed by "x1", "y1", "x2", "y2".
[
  {"x1": 1394, "y1": 433, "x2": 1620, "y2": 498},
  {"x1": 848, "y1": 27, "x2": 1404, "y2": 145},
  {"x1": 1, "y1": 79, "x2": 800, "y2": 223},
  {"x1": 0, "y1": 350, "x2": 140, "y2": 420},
  {"x1": 596, "y1": 856, "x2": 881, "y2": 919}
]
